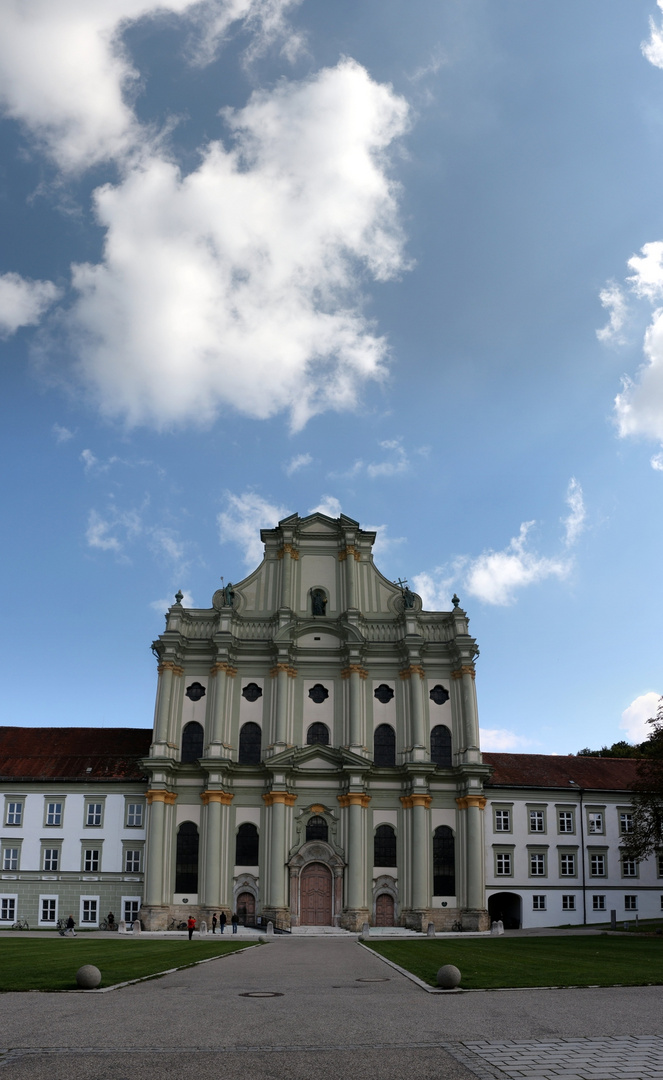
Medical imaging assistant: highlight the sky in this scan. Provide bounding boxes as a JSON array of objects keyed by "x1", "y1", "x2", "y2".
[{"x1": 2, "y1": 0, "x2": 663, "y2": 754}]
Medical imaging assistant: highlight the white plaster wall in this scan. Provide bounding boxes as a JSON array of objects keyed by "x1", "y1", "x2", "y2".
[
  {"x1": 372, "y1": 681, "x2": 396, "y2": 732},
  {"x1": 299, "y1": 555, "x2": 337, "y2": 613},
  {"x1": 238, "y1": 678, "x2": 265, "y2": 727},
  {"x1": 180, "y1": 677, "x2": 209, "y2": 734},
  {"x1": 234, "y1": 806, "x2": 261, "y2": 827},
  {"x1": 176, "y1": 803, "x2": 201, "y2": 827},
  {"x1": 302, "y1": 679, "x2": 334, "y2": 741},
  {"x1": 372, "y1": 809, "x2": 397, "y2": 827}
]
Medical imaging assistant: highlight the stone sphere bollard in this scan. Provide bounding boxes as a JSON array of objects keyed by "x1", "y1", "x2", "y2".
[
  {"x1": 436, "y1": 964, "x2": 461, "y2": 989},
  {"x1": 76, "y1": 964, "x2": 101, "y2": 989}
]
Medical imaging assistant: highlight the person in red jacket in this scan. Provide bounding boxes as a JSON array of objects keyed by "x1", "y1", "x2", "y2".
[{"x1": 187, "y1": 916, "x2": 196, "y2": 940}]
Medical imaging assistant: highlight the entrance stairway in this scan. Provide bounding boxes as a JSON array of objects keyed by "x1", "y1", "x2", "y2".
[{"x1": 290, "y1": 925, "x2": 353, "y2": 935}]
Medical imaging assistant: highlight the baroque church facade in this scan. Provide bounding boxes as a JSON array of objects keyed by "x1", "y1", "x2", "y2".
[{"x1": 142, "y1": 512, "x2": 490, "y2": 932}]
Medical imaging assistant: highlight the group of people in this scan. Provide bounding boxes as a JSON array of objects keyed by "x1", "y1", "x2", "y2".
[{"x1": 186, "y1": 912, "x2": 240, "y2": 939}]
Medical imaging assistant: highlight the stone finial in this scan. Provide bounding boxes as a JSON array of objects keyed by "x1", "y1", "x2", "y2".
[
  {"x1": 174, "y1": 590, "x2": 184, "y2": 604},
  {"x1": 452, "y1": 594, "x2": 461, "y2": 608}
]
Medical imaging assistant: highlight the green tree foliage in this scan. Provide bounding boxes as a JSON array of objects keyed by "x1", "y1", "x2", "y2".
[
  {"x1": 577, "y1": 740, "x2": 643, "y2": 758},
  {"x1": 620, "y1": 698, "x2": 663, "y2": 862}
]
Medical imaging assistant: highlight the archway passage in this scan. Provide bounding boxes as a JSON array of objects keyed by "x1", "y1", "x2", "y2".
[
  {"x1": 375, "y1": 893, "x2": 395, "y2": 926},
  {"x1": 236, "y1": 891, "x2": 255, "y2": 924},
  {"x1": 488, "y1": 891, "x2": 522, "y2": 930},
  {"x1": 299, "y1": 862, "x2": 333, "y2": 926}
]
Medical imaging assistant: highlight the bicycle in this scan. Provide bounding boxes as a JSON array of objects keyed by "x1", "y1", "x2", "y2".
[
  {"x1": 99, "y1": 918, "x2": 117, "y2": 931},
  {"x1": 451, "y1": 919, "x2": 463, "y2": 933},
  {"x1": 168, "y1": 918, "x2": 187, "y2": 931},
  {"x1": 11, "y1": 917, "x2": 29, "y2": 930}
]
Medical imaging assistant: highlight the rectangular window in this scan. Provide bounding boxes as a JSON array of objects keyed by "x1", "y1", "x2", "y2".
[
  {"x1": 494, "y1": 809, "x2": 511, "y2": 832},
  {"x1": 657, "y1": 854, "x2": 663, "y2": 877},
  {"x1": 123, "y1": 899, "x2": 140, "y2": 925},
  {"x1": 588, "y1": 812, "x2": 604, "y2": 835},
  {"x1": 126, "y1": 803, "x2": 144, "y2": 828},
  {"x1": 43, "y1": 848, "x2": 59, "y2": 872},
  {"x1": 560, "y1": 853, "x2": 576, "y2": 876},
  {"x1": 496, "y1": 852, "x2": 512, "y2": 875},
  {"x1": 84, "y1": 849, "x2": 100, "y2": 872},
  {"x1": 6, "y1": 801, "x2": 23, "y2": 826},
  {"x1": 620, "y1": 812, "x2": 634, "y2": 834},
  {"x1": 562, "y1": 895, "x2": 576, "y2": 911},
  {"x1": 532, "y1": 895, "x2": 546, "y2": 910},
  {"x1": 558, "y1": 810, "x2": 574, "y2": 833},
  {"x1": 81, "y1": 899, "x2": 98, "y2": 923},
  {"x1": 529, "y1": 810, "x2": 545, "y2": 833},
  {"x1": 622, "y1": 858, "x2": 638, "y2": 878},
  {"x1": 592, "y1": 895, "x2": 606, "y2": 911},
  {"x1": 86, "y1": 803, "x2": 103, "y2": 827},
  {"x1": 624, "y1": 895, "x2": 638, "y2": 911},
  {"x1": 590, "y1": 854, "x2": 606, "y2": 877},
  {"x1": 41, "y1": 898, "x2": 56, "y2": 922},
  {"x1": 45, "y1": 802, "x2": 63, "y2": 826},
  {"x1": 1, "y1": 897, "x2": 16, "y2": 921},
  {"x1": 529, "y1": 853, "x2": 546, "y2": 876},
  {"x1": 2, "y1": 848, "x2": 18, "y2": 871},
  {"x1": 125, "y1": 850, "x2": 141, "y2": 873}
]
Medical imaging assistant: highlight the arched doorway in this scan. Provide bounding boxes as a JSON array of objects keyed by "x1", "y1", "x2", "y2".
[
  {"x1": 300, "y1": 862, "x2": 332, "y2": 926},
  {"x1": 488, "y1": 892, "x2": 522, "y2": 929},
  {"x1": 375, "y1": 893, "x2": 395, "y2": 926},
  {"x1": 236, "y1": 891, "x2": 255, "y2": 925}
]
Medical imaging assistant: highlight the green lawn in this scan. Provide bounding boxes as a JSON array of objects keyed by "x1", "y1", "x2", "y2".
[
  {"x1": 365, "y1": 935, "x2": 663, "y2": 989},
  {"x1": 0, "y1": 937, "x2": 255, "y2": 991}
]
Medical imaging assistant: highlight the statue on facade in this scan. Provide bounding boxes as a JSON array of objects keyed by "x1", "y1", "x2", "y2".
[
  {"x1": 311, "y1": 589, "x2": 327, "y2": 616},
  {"x1": 224, "y1": 583, "x2": 235, "y2": 608}
]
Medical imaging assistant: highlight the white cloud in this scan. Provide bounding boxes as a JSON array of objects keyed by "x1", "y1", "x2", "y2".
[
  {"x1": 366, "y1": 523, "x2": 406, "y2": 560},
  {"x1": 0, "y1": 272, "x2": 60, "y2": 337},
  {"x1": 366, "y1": 438, "x2": 409, "y2": 478},
  {"x1": 63, "y1": 60, "x2": 408, "y2": 430},
  {"x1": 308, "y1": 495, "x2": 342, "y2": 518},
  {"x1": 80, "y1": 449, "x2": 99, "y2": 472},
  {"x1": 85, "y1": 506, "x2": 142, "y2": 553},
  {"x1": 52, "y1": 423, "x2": 74, "y2": 443},
  {"x1": 480, "y1": 728, "x2": 537, "y2": 752},
  {"x1": 596, "y1": 281, "x2": 627, "y2": 344},
  {"x1": 619, "y1": 691, "x2": 661, "y2": 743},
  {"x1": 285, "y1": 452, "x2": 312, "y2": 476},
  {"x1": 218, "y1": 491, "x2": 289, "y2": 566},
  {"x1": 651, "y1": 451, "x2": 663, "y2": 470},
  {"x1": 563, "y1": 477, "x2": 585, "y2": 547},
  {"x1": 0, "y1": 0, "x2": 303, "y2": 172},
  {"x1": 411, "y1": 568, "x2": 457, "y2": 611},
  {"x1": 150, "y1": 589, "x2": 195, "y2": 613},
  {"x1": 642, "y1": 1, "x2": 663, "y2": 69}
]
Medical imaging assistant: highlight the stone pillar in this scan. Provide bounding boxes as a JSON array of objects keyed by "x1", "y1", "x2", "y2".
[
  {"x1": 453, "y1": 665, "x2": 479, "y2": 750},
  {"x1": 344, "y1": 665, "x2": 367, "y2": 749},
  {"x1": 278, "y1": 543, "x2": 298, "y2": 609},
  {"x1": 262, "y1": 792, "x2": 296, "y2": 925},
  {"x1": 400, "y1": 664, "x2": 426, "y2": 759},
  {"x1": 271, "y1": 664, "x2": 294, "y2": 749},
  {"x1": 456, "y1": 794, "x2": 489, "y2": 930},
  {"x1": 339, "y1": 793, "x2": 370, "y2": 930},
  {"x1": 142, "y1": 789, "x2": 177, "y2": 928},
  {"x1": 410, "y1": 794, "x2": 432, "y2": 910},
  {"x1": 340, "y1": 544, "x2": 359, "y2": 609},
  {"x1": 208, "y1": 662, "x2": 236, "y2": 754},
  {"x1": 154, "y1": 663, "x2": 181, "y2": 746},
  {"x1": 200, "y1": 791, "x2": 233, "y2": 913}
]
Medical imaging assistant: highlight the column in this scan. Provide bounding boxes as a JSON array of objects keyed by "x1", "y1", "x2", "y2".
[
  {"x1": 340, "y1": 545, "x2": 358, "y2": 609},
  {"x1": 263, "y1": 792, "x2": 296, "y2": 916},
  {"x1": 339, "y1": 793, "x2": 370, "y2": 926},
  {"x1": 408, "y1": 667, "x2": 426, "y2": 749},
  {"x1": 272, "y1": 664, "x2": 292, "y2": 747},
  {"x1": 209, "y1": 662, "x2": 235, "y2": 752},
  {"x1": 144, "y1": 790, "x2": 177, "y2": 906},
  {"x1": 278, "y1": 544, "x2": 298, "y2": 608},
  {"x1": 154, "y1": 664, "x2": 175, "y2": 745},
  {"x1": 403, "y1": 794, "x2": 432, "y2": 911},
  {"x1": 453, "y1": 665, "x2": 479, "y2": 749},
  {"x1": 200, "y1": 791, "x2": 233, "y2": 908},
  {"x1": 347, "y1": 666, "x2": 367, "y2": 748},
  {"x1": 458, "y1": 795, "x2": 486, "y2": 910}
]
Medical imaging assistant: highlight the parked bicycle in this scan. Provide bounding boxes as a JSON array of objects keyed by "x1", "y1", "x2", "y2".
[
  {"x1": 168, "y1": 918, "x2": 187, "y2": 931},
  {"x1": 98, "y1": 918, "x2": 118, "y2": 931},
  {"x1": 11, "y1": 916, "x2": 29, "y2": 930}
]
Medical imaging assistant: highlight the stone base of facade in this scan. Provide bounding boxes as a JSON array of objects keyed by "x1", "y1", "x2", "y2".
[
  {"x1": 460, "y1": 907, "x2": 490, "y2": 932},
  {"x1": 139, "y1": 904, "x2": 232, "y2": 931},
  {"x1": 261, "y1": 906, "x2": 291, "y2": 930},
  {"x1": 400, "y1": 907, "x2": 490, "y2": 932},
  {"x1": 340, "y1": 907, "x2": 371, "y2": 932}
]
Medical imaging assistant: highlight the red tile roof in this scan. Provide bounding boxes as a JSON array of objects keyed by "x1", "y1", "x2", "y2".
[
  {"x1": 0, "y1": 727, "x2": 152, "y2": 781},
  {"x1": 483, "y1": 752, "x2": 642, "y2": 792}
]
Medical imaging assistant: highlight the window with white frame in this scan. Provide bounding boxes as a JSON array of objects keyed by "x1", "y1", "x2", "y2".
[
  {"x1": 43, "y1": 848, "x2": 59, "y2": 872},
  {"x1": 2, "y1": 847, "x2": 18, "y2": 871},
  {"x1": 495, "y1": 852, "x2": 512, "y2": 875},
  {"x1": 590, "y1": 853, "x2": 606, "y2": 877},
  {"x1": 622, "y1": 858, "x2": 638, "y2": 878},
  {"x1": 494, "y1": 809, "x2": 511, "y2": 832},
  {"x1": 558, "y1": 810, "x2": 574, "y2": 833},
  {"x1": 588, "y1": 812, "x2": 604, "y2": 834},
  {"x1": 84, "y1": 849, "x2": 100, "y2": 872},
  {"x1": 85, "y1": 803, "x2": 103, "y2": 827},
  {"x1": 123, "y1": 898, "x2": 140, "y2": 925},
  {"x1": 620, "y1": 812, "x2": 633, "y2": 834},
  {"x1": 125, "y1": 849, "x2": 141, "y2": 873},
  {"x1": 592, "y1": 895, "x2": 606, "y2": 911},
  {"x1": 560, "y1": 853, "x2": 576, "y2": 876},
  {"x1": 624, "y1": 895, "x2": 638, "y2": 910},
  {"x1": 532, "y1": 895, "x2": 546, "y2": 910},
  {"x1": 45, "y1": 802, "x2": 63, "y2": 826},
  {"x1": 529, "y1": 810, "x2": 545, "y2": 833},
  {"x1": 5, "y1": 801, "x2": 23, "y2": 826},
  {"x1": 81, "y1": 898, "x2": 98, "y2": 924},
  {"x1": 562, "y1": 895, "x2": 576, "y2": 910},
  {"x1": 126, "y1": 803, "x2": 144, "y2": 828},
  {"x1": 40, "y1": 897, "x2": 57, "y2": 923},
  {"x1": 529, "y1": 853, "x2": 546, "y2": 876},
  {"x1": 1, "y1": 897, "x2": 16, "y2": 921}
]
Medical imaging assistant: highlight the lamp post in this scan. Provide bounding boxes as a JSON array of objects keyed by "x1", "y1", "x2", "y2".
[{"x1": 569, "y1": 780, "x2": 586, "y2": 925}]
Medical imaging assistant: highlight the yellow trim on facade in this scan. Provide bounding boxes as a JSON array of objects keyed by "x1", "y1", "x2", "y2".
[
  {"x1": 456, "y1": 795, "x2": 487, "y2": 810},
  {"x1": 340, "y1": 664, "x2": 368, "y2": 679},
  {"x1": 400, "y1": 794, "x2": 432, "y2": 809},
  {"x1": 209, "y1": 662, "x2": 237, "y2": 677},
  {"x1": 146, "y1": 790, "x2": 178, "y2": 805},
  {"x1": 269, "y1": 664, "x2": 298, "y2": 678},
  {"x1": 158, "y1": 661, "x2": 184, "y2": 677},
  {"x1": 338, "y1": 546, "x2": 361, "y2": 562},
  {"x1": 277, "y1": 543, "x2": 299, "y2": 560},
  {"x1": 262, "y1": 792, "x2": 297, "y2": 806},
  {"x1": 399, "y1": 664, "x2": 425, "y2": 680},
  {"x1": 337, "y1": 793, "x2": 371, "y2": 808},
  {"x1": 451, "y1": 665, "x2": 475, "y2": 679},
  {"x1": 200, "y1": 790, "x2": 234, "y2": 805}
]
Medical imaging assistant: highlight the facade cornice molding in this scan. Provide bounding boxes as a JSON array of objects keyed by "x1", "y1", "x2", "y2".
[
  {"x1": 341, "y1": 664, "x2": 368, "y2": 680},
  {"x1": 338, "y1": 545, "x2": 361, "y2": 562},
  {"x1": 269, "y1": 663, "x2": 298, "y2": 678},
  {"x1": 337, "y1": 793, "x2": 371, "y2": 808},
  {"x1": 399, "y1": 664, "x2": 425, "y2": 680},
  {"x1": 146, "y1": 789, "x2": 177, "y2": 805},
  {"x1": 262, "y1": 791, "x2": 297, "y2": 806},
  {"x1": 200, "y1": 790, "x2": 234, "y2": 805},
  {"x1": 209, "y1": 662, "x2": 237, "y2": 677},
  {"x1": 456, "y1": 795, "x2": 487, "y2": 810},
  {"x1": 400, "y1": 794, "x2": 432, "y2": 809},
  {"x1": 451, "y1": 664, "x2": 475, "y2": 679},
  {"x1": 157, "y1": 661, "x2": 184, "y2": 677}
]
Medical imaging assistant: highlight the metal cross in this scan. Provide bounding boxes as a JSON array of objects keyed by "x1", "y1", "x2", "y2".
[{"x1": 394, "y1": 577, "x2": 408, "y2": 590}]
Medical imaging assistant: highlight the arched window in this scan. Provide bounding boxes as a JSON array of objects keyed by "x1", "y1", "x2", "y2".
[
  {"x1": 433, "y1": 825, "x2": 455, "y2": 896},
  {"x1": 311, "y1": 588, "x2": 327, "y2": 616},
  {"x1": 181, "y1": 722, "x2": 204, "y2": 763},
  {"x1": 175, "y1": 821, "x2": 199, "y2": 893},
  {"x1": 306, "y1": 722, "x2": 330, "y2": 746},
  {"x1": 305, "y1": 815, "x2": 328, "y2": 842},
  {"x1": 235, "y1": 823, "x2": 259, "y2": 865},
  {"x1": 431, "y1": 725, "x2": 452, "y2": 768},
  {"x1": 238, "y1": 722, "x2": 262, "y2": 765},
  {"x1": 374, "y1": 723, "x2": 396, "y2": 767},
  {"x1": 374, "y1": 824, "x2": 396, "y2": 866}
]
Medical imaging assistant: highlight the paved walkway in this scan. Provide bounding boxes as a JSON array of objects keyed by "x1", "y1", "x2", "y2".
[{"x1": 1, "y1": 937, "x2": 662, "y2": 1079}]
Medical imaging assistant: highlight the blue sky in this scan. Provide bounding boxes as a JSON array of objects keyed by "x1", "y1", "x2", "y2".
[{"x1": 2, "y1": 0, "x2": 663, "y2": 753}]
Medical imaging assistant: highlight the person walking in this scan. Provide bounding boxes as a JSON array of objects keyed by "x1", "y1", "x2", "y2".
[
  {"x1": 64, "y1": 914, "x2": 76, "y2": 937},
  {"x1": 231, "y1": 912, "x2": 239, "y2": 934},
  {"x1": 219, "y1": 911, "x2": 227, "y2": 934},
  {"x1": 212, "y1": 913, "x2": 217, "y2": 934},
  {"x1": 187, "y1": 915, "x2": 196, "y2": 940}
]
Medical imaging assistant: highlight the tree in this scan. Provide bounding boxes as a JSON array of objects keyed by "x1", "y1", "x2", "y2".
[{"x1": 620, "y1": 698, "x2": 663, "y2": 862}]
